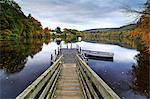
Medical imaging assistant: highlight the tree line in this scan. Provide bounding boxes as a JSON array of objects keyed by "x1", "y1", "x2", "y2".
[{"x1": 0, "y1": 0, "x2": 51, "y2": 40}]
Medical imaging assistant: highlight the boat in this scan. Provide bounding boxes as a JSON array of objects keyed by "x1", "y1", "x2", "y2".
[
  {"x1": 55, "y1": 38, "x2": 61, "y2": 45},
  {"x1": 81, "y1": 49, "x2": 114, "y2": 61}
]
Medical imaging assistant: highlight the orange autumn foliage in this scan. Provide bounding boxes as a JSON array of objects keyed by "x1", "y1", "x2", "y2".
[{"x1": 130, "y1": 15, "x2": 150, "y2": 54}]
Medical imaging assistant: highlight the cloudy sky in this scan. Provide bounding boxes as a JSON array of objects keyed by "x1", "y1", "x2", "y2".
[{"x1": 15, "y1": 0, "x2": 147, "y2": 30}]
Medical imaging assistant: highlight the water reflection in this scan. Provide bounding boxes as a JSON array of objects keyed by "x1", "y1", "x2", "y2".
[
  {"x1": 131, "y1": 53, "x2": 150, "y2": 98},
  {"x1": 83, "y1": 35, "x2": 137, "y2": 49},
  {"x1": 0, "y1": 39, "x2": 59, "y2": 98},
  {"x1": 0, "y1": 39, "x2": 149, "y2": 98},
  {"x1": 0, "y1": 40, "x2": 43, "y2": 73},
  {"x1": 78, "y1": 41, "x2": 149, "y2": 99}
]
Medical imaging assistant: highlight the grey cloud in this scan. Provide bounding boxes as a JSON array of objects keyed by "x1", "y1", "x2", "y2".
[{"x1": 16, "y1": 0, "x2": 147, "y2": 29}]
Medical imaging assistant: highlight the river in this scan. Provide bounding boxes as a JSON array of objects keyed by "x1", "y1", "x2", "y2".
[{"x1": 0, "y1": 39, "x2": 149, "y2": 98}]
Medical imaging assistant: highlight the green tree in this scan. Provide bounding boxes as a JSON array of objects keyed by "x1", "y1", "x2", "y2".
[{"x1": 55, "y1": 27, "x2": 61, "y2": 33}]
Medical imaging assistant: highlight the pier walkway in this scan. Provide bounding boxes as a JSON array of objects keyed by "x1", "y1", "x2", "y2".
[
  {"x1": 16, "y1": 48, "x2": 120, "y2": 99},
  {"x1": 54, "y1": 49, "x2": 83, "y2": 99}
]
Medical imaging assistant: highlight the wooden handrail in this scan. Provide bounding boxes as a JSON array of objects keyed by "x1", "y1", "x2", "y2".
[
  {"x1": 16, "y1": 55, "x2": 63, "y2": 99},
  {"x1": 76, "y1": 54, "x2": 120, "y2": 99}
]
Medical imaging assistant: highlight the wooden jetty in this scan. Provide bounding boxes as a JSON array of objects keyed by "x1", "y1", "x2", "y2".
[{"x1": 16, "y1": 48, "x2": 120, "y2": 99}]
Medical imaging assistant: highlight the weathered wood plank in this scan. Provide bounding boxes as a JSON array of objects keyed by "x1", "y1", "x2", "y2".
[
  {"x1": 77, "y1": 71, "x2": 88, "y2": 99},
  {"x1": 39, "y1": 66, "x2": 61, "y2": 99},
  {"x1": 76, "y1": 54, "x2": 120, "y2": 99},
  {"x1": 54, "y1": 64, "x2": 83, "y2": 99},
  {"x1": 76, "y1": 60, "x2": 99, "y2": 98},
  {"x1": 46, "y1": 67, "x2": 61, "y2": 99},
  {"x1": 77, "y1": 66, "x2": 92, "y2": 99}
]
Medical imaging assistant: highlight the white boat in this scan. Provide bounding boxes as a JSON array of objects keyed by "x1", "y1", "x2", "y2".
[
  {"x1": 55, "y1": 38, "x2": 61, "y2": 45},
  {"x1": 81, "y1": 49, "x2": 114, "y2": 61}
]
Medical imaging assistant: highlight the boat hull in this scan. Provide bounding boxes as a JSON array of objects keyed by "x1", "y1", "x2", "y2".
[
  {"x1": 86, "y1": 54, "x2": 113, "y2": 61},
  {"x1": 81, "y1": 50, "x2": 114, "y2": 61}
]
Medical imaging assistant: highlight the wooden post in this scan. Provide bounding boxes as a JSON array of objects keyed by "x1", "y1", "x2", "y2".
[
  {"x1": 80, "y1": 47, "x2": 81, "y2": 53},
  {"x1": 51, "y1": 54, "x2": 53, "y2": 64},
  {"x1": 55, "y1": 50, "x2": 56, "y2": 55},
  {"x1": 51, "y1": 54, "x2": 53, "y2": 60},
  {"x1": 58, "y1": 47, "x2": 60, "y2": 55},
  {"x1": 60, "y1": 48, "x2": 62, "y2": 54}
]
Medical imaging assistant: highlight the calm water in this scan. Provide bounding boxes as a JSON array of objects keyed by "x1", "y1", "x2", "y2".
[
  {"x1": 0, "y1": 40, "x2": 60, "y2": 98},
  {"x1": 78, "y1": 41, "x2": 149, "y2": 99},
  {"x1": 0, "y1": 40, "x2": 149, "y2": 98}
]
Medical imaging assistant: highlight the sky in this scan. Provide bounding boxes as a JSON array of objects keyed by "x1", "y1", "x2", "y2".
[{"x1": 15, "y1": 0, "x2": 147, "y2": 30}]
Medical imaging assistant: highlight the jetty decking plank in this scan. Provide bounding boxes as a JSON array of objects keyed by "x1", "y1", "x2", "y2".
[
  {"x1": 61, "y1": 48, "x2": 77, "y2": 63},
  {"x1": 54, "y1": 49, "x2": 83, "y2": 99},
  {"x1": 54, "y1": 64, "x2": 83, "y2": 99}
]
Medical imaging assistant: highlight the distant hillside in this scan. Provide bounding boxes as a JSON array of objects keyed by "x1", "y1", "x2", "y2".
[{"x1": 83, "y1": 24, "x2": 136, "y2": 33}]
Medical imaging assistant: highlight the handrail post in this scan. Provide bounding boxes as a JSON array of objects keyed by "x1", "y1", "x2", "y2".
[
  {"x1": 55, "y1": 49, "x2": 57, "y2": 55},
  {"x1": 58, "y1": 47, "x2": 60, "y2": 55},
  {"x1": 51, "y1": 54, "x2": 53, "y2": 64}
]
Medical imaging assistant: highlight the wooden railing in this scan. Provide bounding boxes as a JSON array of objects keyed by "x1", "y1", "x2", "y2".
[
  {"x1": 76, "y1": 54, "x2": 120, "y2": 99},
  {"x1": 16, "y1": 55, "x2": 63, "y2": 99}
]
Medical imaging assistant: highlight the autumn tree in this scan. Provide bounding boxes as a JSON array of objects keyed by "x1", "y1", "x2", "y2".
[{"x1": 127, "y1": 0, "x2": 150, "y2": 53}]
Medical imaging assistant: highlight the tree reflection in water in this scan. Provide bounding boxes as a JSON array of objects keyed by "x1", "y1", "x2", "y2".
[
  {"x1": 132, "y1": 52, "x2": 150, "y2": 98},
  {"x1": 83, "y1": 36, "x2": 150, "y2": 98},
  {"x1": 0, "y1": 39, "x2": 50, "y2": 73}
]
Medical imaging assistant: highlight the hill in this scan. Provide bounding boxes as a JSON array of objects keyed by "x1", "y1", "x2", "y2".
[{"x1": 83, "y1": 24, "x2": 136, "y2": 33}]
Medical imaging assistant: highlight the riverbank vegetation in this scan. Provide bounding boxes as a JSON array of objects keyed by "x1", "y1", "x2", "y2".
[
  {"x1": 61, "y1": 28, "x2": 83, "y2": 43},
  {"x1": 51, "y1": 28, "x2": 83, "y2": 43},
  {"x1": 0, "y1": 0, "x2": 51, "y2": 40}
]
